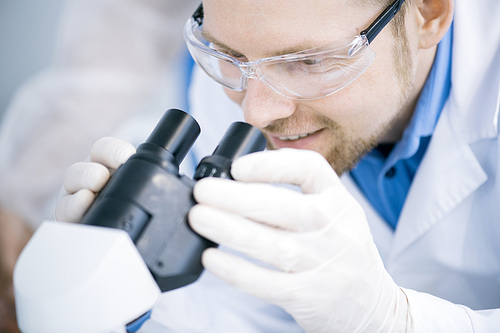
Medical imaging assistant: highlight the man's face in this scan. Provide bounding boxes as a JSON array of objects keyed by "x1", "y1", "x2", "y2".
[{"x1": 203, "y1": 0, "x2": 418, "y2": 174}]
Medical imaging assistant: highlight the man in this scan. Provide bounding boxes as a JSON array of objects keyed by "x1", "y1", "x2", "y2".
[{"x1": 56, "y1": 0, "x2": 500, "y2": 331}]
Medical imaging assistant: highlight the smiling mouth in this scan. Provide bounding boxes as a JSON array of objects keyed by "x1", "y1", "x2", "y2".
[{"x1": 278, "y1": 130, "x2": 319, "y2": 141}]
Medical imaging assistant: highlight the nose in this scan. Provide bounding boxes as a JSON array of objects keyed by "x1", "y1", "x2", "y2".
[{"x1": 241, "y1": 79, "x2": 297, "y2": 129}]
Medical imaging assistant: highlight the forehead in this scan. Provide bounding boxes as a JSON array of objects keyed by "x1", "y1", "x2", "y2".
[{"x1": 202, "y1": 0, "x2": 375, "y2": 58}]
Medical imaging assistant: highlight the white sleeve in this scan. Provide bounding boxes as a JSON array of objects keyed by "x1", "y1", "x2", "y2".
[
  {"x1": 0, "y1": 0, "x2": 199, "y2": 228},
  {"x1": 139, "y1": 249, "x2": 304, "y2": 333},
  {"x1": 403, "y1": 288, "x2": 500, "y2": 332}
]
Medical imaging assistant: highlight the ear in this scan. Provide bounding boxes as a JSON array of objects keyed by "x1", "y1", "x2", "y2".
[{"x1": 415, "y1": 0, "x2": 454, "y2": 49}]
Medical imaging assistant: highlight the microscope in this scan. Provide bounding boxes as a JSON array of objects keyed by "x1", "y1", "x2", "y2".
[{"x1": 13, "y1": 109, "x2": 266, "y2": 333}]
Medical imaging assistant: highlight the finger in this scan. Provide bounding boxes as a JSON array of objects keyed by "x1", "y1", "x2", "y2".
[
  {"x1": 63, "y1": 162, "x2": 110, "y2": 194},
  {"x1": 55, "y1": 189, "x2": 95, "y2": 223},
  {"x1": 189, "y1": 205, "x2": 327, "y2": 272},
  {"x1": 231, "y1": 149, "x2": 340, "y2": 194},
  {"x1": 194, "y1": 178, "x2": 323, "y2": 231},
  {"x1": 201, "y1": 248, "x2": 293, "y2": 304},
  {"x1": 90, "y1": 137, "x2": 136, "y2": 169}
]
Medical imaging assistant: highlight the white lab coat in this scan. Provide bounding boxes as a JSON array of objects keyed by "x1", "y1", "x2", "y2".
[
  {"x1": 144, "y1": 0, "x2": 500, "y2": 331},
  {"x1": 357, "y1": 0, "x2": 500, "y2": 330}
]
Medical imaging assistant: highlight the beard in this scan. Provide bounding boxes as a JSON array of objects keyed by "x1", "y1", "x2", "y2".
[{"x1": 263, "y1": 113, "x2": 384, "y2": 176}]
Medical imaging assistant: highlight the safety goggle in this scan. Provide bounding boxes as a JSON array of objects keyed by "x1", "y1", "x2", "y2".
[{"x1": 184, "y1": 0, "x2": 405, "y2": 100}]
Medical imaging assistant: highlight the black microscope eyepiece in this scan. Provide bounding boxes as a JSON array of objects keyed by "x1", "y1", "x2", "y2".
[
  {"x1": 194, "y1": 122, "x2": 267, "y2": 180},
  {"x1": 135, "y1": 109, "x2": 201, "y2": 173}
]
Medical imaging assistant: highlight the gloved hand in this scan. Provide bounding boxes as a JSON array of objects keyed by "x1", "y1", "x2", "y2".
[
  {"x1": 55, "y1": 137, "x2": 136, "y2": 222},
  {"x1": 189, "y1": 148, "x2": 413, "y2": 333}
]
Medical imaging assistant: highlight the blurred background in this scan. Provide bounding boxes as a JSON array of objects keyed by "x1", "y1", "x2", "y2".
[
  {"x1": 0, "y1": 0, "x2": 66, "y2": 124},
  {"x1": 0, "y1": 2, "x2": 199, "y2": 331}
]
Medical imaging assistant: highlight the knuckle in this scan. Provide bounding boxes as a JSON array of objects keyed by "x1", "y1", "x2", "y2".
[
  {"x1": 114, "y1": 143, "x2": 136, "y2": 164},
  {"x1": 83, "y1": 163, "x2": 109, "y2": 191},
  {"x1": 71, "y1": 190, "x2": 94, "y2": 220},
  {"x1": 63, "y1": 162, "x2": 89, "y2": 193},
  {"x1": 275, "y1": 236, "x2": 301, "y2": 272},
  {"x1": 91, "y1": 137, "x2": 135, "y2": 168}
]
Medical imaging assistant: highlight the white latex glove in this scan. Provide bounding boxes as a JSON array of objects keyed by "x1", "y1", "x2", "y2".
[
  {"x1": 55, "y1": 137, "x2": 136, "y2": 222},
  {"x1": 189, "y1": 148, "x2": 413, "y2": 333}
]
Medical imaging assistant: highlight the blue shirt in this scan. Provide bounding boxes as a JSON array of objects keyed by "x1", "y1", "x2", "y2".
[{"x1": 350, "y1": 24, "x2": 453, "y2": 229}]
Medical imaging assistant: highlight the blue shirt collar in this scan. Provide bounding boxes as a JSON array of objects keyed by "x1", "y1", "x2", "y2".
[{"x1": 386, "y1": 22, "x2": 453, "y2": 166}]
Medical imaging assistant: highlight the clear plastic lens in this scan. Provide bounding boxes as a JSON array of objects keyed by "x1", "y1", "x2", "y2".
[
  {"x1": 184, "y1": 17, "x2": 375, "y2": 100},
  {"x1": 186, "y1": 41, "x2": 243, "y2": 90},
  {"x1": 261, "y1": 46, "x2": 375, "y2": 99}
]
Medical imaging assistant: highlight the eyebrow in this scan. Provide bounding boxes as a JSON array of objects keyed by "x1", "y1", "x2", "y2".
[
  {"x1": 201, "y1": 30, "x2": 245, "y2": 56},
  {"x1": 201, "y1": 29, "x2": 317, "y2": 58}
]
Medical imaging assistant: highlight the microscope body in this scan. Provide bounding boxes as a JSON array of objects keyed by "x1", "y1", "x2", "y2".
[
  {"x1": 82, "y1": 144, "x2": 215, "y2": 291},
  {"x1": 14, "y1": 108, "x2": 266, "y2": 332},
  {"x1": 80, "y1": 108, "x2": 266, "y2": 292}
]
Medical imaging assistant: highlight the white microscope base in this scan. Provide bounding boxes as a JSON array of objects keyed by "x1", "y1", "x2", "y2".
[{"x1": 14, "y1": 220, "x2": 160, "y2": 333}]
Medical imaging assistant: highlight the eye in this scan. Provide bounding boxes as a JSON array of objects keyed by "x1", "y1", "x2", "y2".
[
  {"x1": 229, "y1": 52, "x2": 248, "y2": 62},
  {"x1": 302, "y1": 59, "x2": 321, "y2": 66},
  {"x1": 281, "y1": 56, "x2": 354, "y2": 75}
]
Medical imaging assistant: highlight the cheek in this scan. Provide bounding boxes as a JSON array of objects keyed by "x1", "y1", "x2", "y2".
[
  {"x1": 223, "y1": 87, "x2": 246, "y2": 105},
  {"x1": 364, "y1": 34, "x2": 410, "y2": 100},
  {"x1": 330, "y1": 44, "x2": 405, "y2": 122},
  {"x1": 359, "y1": 63, "x2": 399, "y2": 105},
  {"x1": 305, "y1": 81, "x2": 376, "y2": 127},
  {"x1": 303, "y1": 71, "x2": 399, "y2": 141}
]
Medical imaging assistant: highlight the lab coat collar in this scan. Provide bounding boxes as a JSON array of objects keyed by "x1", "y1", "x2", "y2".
[
  {"x1": 388, "y1": 102, "x2": 488, "y2": 261},
  {"x1": 386, "y1": 0, "x2": 500, "y2": 260}
]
